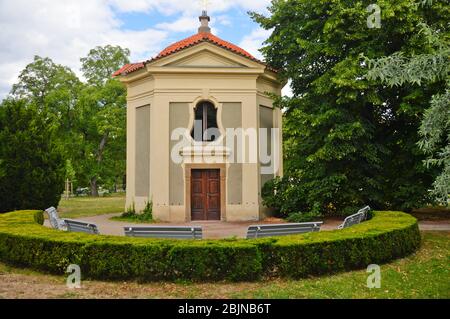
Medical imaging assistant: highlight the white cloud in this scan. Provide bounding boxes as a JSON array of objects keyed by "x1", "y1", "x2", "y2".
[
  {"x1": 109, "y1": 0, "x2": 157, "y2": 13},
  {"x1": 0, "y1": 0, "x2": 168, "y2": 99},
  {"x1": 0, "y1": 0, "x2": 272, "y2": 100},
  {"x1": 156, "y1": 17, "x2": 199, "y2": 33},
  {"x1": 109, "y1": 0, "x2": 270, "y2": 16},
  {"x1": 239, "y1": 26, "x2": 292, "y2": 96},
  {"x1": 0, "y1": 62, "x2": 26, "y2": 98},
  {"x1": 216, "y1": 15, "x2": 232, "y2": 26},
  {"x1": 282, "y1": 80, "x2": 293, "y2": 98},
  {"x1": 238, "y1": 28, "x2": 272, "y2": 60},
  {"x1": 154, "y1": 13, "x2": 231, "y2": 34}
]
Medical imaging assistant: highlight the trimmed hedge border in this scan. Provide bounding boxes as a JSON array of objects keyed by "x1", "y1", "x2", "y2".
[{"x1": 0, "y1": 210, "x2": 421, "y2": 282}]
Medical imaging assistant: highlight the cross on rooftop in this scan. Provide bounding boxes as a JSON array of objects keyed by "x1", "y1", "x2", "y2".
[
  {"x1": 202, "y1": 0, "x2": 210, "y2": 12},
  {"x1": 198, "y1": 1, "x2": 211, "y2": 33}
]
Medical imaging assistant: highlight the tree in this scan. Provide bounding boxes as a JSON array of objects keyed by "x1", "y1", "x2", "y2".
[
  {"x1": 80, "y1": 45, "x2": 130, "y2": 85},
  {"x1": 9, "y1": 55, "x2": 85, "y2": 192},
  {"x1": 253, "y1": 0, "x2": 448, "y2": 215},
  {"x1": 76, "y1": 46, "x2": 129, "y2": 196},
  {"x1": 11, "y1": 56, "x2": 81, "y2": 112},
  {"x1": 419, "y1": 91, "x2": 450, "y2": 205},
  {"x1": 7, "y1": 47, "x2": 129, "y2": 198},
  {"x1": 367, "y1": 20, "x2": 449, "y2": 205},
  {"x1": 10, "y1": 55, "x2": 83, "y2": 164},
  {"x1": 0, "y1": 99, "x2": 65, "y2": 213}
]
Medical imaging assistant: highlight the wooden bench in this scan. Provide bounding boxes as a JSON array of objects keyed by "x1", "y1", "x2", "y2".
[
  {"x1": 338, "y1": 205, "x2": 371, "y2": 229},
  {"x1": 64, "y1": 219, "x2": 100, "y2": 235},
  {"x1": 246, "y1": 222, "x2": 323, "y2": 239},
  {"x1": 45, "y1": 207, "x2": 67, "y2": 230},
  {"x1": 124, "y1": 226, "x2": 203, "y2": 240}
]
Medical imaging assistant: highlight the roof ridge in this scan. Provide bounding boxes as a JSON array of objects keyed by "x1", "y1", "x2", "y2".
[{"x1": 113, "y1": 32, "x2": 277, "y2": 77}]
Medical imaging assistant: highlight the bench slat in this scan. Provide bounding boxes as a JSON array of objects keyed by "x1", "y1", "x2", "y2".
[
  {"x1": 126, "y1": 226, "x2": 202, "y2": 231},
  {"x1": 357, "y1": 206, "x2": 371, "y2": 220},
  {"x1": 124, "y1": 226, "x2": 202, "y2": 240},
  {"x1": 45, "y1": 207, "x2": 67, "y2": 230},
  {"x1": 338, "y1": 206, "x2": 371, "y2": 229},
  {"x1": 246, "y1": 222, "x2": 323, "y2": 239},
  {"x1": 247, "y1": 222, "x2": 322, "y2": 230},
  {"x1": 64, "y1": 219, "x2": 99, "y2": 235},
  {"x1": 125, "y1": 233, "x2": 202, "y2": 239},
  {"x1": 125, "y1": 231, "x2": 202, "y2": 237},
  {"x1": 247, "y1": 224, "x2": 321, "y2": 230},
  {"x1": 247, "y1": 228, "x2": 318, "y2": 235}
]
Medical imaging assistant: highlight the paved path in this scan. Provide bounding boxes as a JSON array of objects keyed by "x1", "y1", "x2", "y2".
[
  {"x1": 418, "y1": 220, "x2": 450, "y2": 231},
  {"x1": 44, "y1": 214, "x2": 450, "y2": 239}
]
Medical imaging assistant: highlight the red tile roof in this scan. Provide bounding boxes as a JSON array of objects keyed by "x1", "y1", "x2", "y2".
[
  {"x1": 156, "y1": 32, "x2": 258, "y2": 62},
  {"x1": 113, "y1": 32, "x2": 276, "y2": 77},
  {"x1": 112, "y1": 63, "x2": 145, "y2": 77}
]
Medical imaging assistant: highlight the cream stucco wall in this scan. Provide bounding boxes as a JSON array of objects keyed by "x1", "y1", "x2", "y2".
[{"x1": 120, "y1": 42, "x2": 284, "y2": 222}]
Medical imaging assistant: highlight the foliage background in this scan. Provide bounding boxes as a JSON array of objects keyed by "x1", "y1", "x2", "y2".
[{"x1": 255, "y1": 0, "x2": 448, "y2": 216}]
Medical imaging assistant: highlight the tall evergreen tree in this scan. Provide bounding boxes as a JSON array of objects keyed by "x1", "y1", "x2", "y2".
[{"x1": 0, "y1": 99, "x2": 65, "y2": 213}]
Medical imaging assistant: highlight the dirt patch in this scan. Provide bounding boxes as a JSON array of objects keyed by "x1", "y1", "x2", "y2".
[
  {"x1": 0, "y1": 273, "x2": 66, "y2": 299},
  {"x1": 0, "y1": 270, "x2": 256, "y2": 299}
]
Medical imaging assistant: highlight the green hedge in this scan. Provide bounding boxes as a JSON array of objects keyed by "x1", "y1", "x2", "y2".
[
  {"x1": 0, "y1": 210, "x2": 420, "y2": 282},
  {"x1": 33, "y1": 210, "x2": 44, "y2": 225}
]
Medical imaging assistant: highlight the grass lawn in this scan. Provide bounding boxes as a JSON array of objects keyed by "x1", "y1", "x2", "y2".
[
  {"x1": 57, "y1": 193, "x2": 125, "y2": 219},
  {"x1": 0, "y1": 231, "x2": 448, "y2": 299}
]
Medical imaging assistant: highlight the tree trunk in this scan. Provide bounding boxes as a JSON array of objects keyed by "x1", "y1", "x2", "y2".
[
  {"x1": 90, "y1": 177, "x2": 99, "y2": 197},
  {"x1": 89, "y1": 132, "x2": 109, "y2": 197},
  {"x1": 97, "y1": 133, "x2": 108, "y2": 163}
]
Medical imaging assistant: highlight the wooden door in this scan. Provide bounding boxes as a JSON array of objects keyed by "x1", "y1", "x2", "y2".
[
  {"x1": 206, "y1": 169, "x2": 221, "y2": 220},
  {"x1": 191, "y1": 169, "x2": 221, "y2": 221}
]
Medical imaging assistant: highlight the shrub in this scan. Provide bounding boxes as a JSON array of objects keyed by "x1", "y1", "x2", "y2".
[
  {"x1": 116, "y1": 200, "x2": 153, "y2": 222},
  {"x1": 262, "y1": 176, "x2": 308, "y2": 218},
  {"x1": 286, "y1": 211, "x2": 322, "y2": 223},
  {"x1": 121, "y1": 202, "x2": 136, "y2": 218},
  {"x1": 0, "y1": 99, "x2": 65, "y2": 213},
  {"x1": 262, "y1": 176, "x2": 380, "y2": 218},
  {"x1": 140, "y1": 200, "x2": 153, "y2": 221},
  {"x1": 0, "y1": 210, "x2": 420, "y2": 282},
  {"x1": 33, "y1": 210, "x2": 44, "y2": 225},
  {"x1": 262, "y1": 214, "x2": 421, "y2": 278}
]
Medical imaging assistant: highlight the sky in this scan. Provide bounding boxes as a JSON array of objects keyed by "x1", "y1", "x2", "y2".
[{"x1": 0, "y1": 0, "x2": 292, "y2": 99}]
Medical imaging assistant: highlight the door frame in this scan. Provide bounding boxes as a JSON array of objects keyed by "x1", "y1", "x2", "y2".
[{"x1": 185, "y1": 163, "x2": 226, "y2": 222}]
